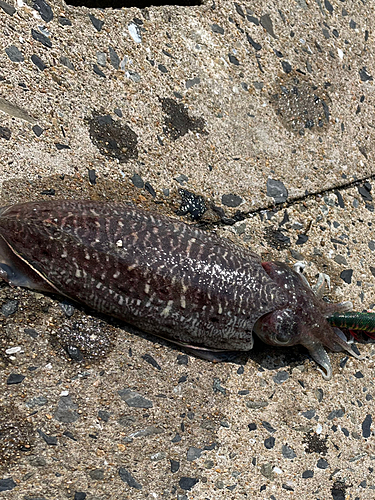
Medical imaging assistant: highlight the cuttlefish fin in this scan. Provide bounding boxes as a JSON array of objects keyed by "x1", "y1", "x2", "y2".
[{"x1": 0, "y1": 234, "x2": 59, "y2": 294}]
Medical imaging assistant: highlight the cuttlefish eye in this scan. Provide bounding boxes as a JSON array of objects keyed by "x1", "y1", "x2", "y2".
[
  {"x1": 254, "y1": 308, "x2": 300, "y2": 347},
  {"x1": 272, "y1": 309, "x2": 299, "y2": 344}
]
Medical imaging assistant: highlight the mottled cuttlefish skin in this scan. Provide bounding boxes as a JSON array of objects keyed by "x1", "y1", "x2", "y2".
[
  {"x1": 0, "y1": 200, "x2": 287, "y2": 351},
  {"x1": 0, "y1": 200, "x2": 362, "y2": 379}
]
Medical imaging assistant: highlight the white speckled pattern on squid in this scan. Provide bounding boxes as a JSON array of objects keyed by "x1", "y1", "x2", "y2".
[{"x1": 0, "y1": 200, "x2": 361, "y2": 379}]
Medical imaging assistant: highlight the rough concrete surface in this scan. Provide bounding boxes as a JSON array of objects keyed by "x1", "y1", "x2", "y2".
[{"x1": 0, "y1": 0, "x2": 375, "y2": 499}]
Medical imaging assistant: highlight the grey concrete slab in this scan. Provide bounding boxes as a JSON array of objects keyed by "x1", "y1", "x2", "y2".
[{"x1": 0, "y1": 0, "x2": 375, "y2": 499}]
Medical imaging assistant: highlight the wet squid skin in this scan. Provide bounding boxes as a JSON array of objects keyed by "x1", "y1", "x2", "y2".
[{"x1": 0, "y1": 200, "x2": 363, "y2": 379}]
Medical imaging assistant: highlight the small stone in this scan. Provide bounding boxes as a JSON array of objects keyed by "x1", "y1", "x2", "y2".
[
  {"x1": 89, "y1": 14, "x2": 104, "y2": 32},
  {"x1": 282, "y1": 444, "x2": 296, "y2": 459},
  {"x1": 267, "y1": 178, "x2": 288, "y2": 203},
  {"x1": 33, "y1": 0, "x2": 53, "y2": 22},
  {"x1": 37, "y1": 429, "x2": 57, "y2": 445},
  {"x1": 354, "y1": 371, "x2": 364, "y2": 379},
  {"x1": 211, "y1": 24, "x2": 224, "y2": 34},
  {"x1": 5, "y1": 45, "x2": 24, "y2": 62},
  {"x1": 246, "y1": 400, "x2": 269, "y2": 409},
  {"x1": 25, "y1": 396, "x2": 48, "y2": 408},
  {"x1": 118, "y1": 467, "x2": 142, "y2": 489},
  {"x1": 88, "y1": 469, "x2": 104, "y2": 480},
  {"x1": 362, "y1": 414, "x2": 372, "y2": 438},
  {"x1": 74, "y1": 493, "x2": 87, "y2": 500},
  {"x1": 186, "y1": 77, "x2": 200, "y2": 89},
  {"x1": 7, "y1": 373, "x2": 25, "y2": 384},
  {"x1": 302, "y1": 470, "x2": 314, "y2": 478},
  {"x1": 32, "y1": 125, "x2": 44, "y2": 137},
  {"x1": 98, "y1": 410, "x2": 110, "y2": 422},
  {"x1": 302, "y1": 410, "x2": 316, "y2": 420},
  {"x1": 170, "y1": 459, "x2": 180, "y2": 473},
  {"x1": 131, "y1": 173, "x2": 144, "y2": 188},
  {"x1": 93, "y1": 64, "x2": 106, "y2": 78},
  {"x1": 213, "y1": 378, "x2": 226, "y2": 395},
  {"x1": 296, "y1": 234, "x2": 308, "y2": 245},
  {"x1": 31, "y1": 29, "x2": 52, "y2": 48},
  {"x1": 96, "y1": 51, "x2": 106, "y2": 66},
  {"x1": 246, "y1": 34, "x2": 262, "y2": 50},
  {"x1": 109, "y1": 46, "x2": 120, "y2": 69},
  {"x1": 144, "y1": 181, "x2": 156, "y2": 197},
  {"x1": 222, "y1": 194, "x2": 242, "y2": 207},
  {"x1": 229, "y1": 54, "x2": 240, "y2": 65},
  {"x1": 58, "y1": 16, "x2": 72, "y2": 25},
  {"x1": 31, "y1": 54, "x2": 47, "y2": 70},
  {"x1": 171, "y1": 433, "x2": 181, "y2": 443},
  {"x1": 262, "y1": 421, "x2": 276, "y2": 433},
  {"x1": 260, "y1": 13, "x2": 277, "y2": 38},
  {"x1": 65, "y1": 345, "x2": 83, "y2": 362},
  {"x1": 177, "y1": 354, "x2": 188, "y2": 365},
  {"x1": 142, "y1": 353, "x2": 161, "y2": 370},
  {"x1": 273, "y1": 371, "x2": 289, "y2": 384},
  {"x1": 359, "y1": 67, "x2": 373, "y2": 82},
  {"x1": 0, "y1": 0, "x2": 16, "y2": 15},
  {"x1": 60, "y1": 56, "x2": 75, "y2": 70},
  {"x1": 0, "y1": 126, "x2": 11, "y2": 140},
  {"x1": 54, "y1": 395, "x2": 79, "y2": 423},
  {"x1": 179, "y1": 477, "x2": 198, "y2": 491},
  {"x1": 264, "y1": 436, "x2": 275, "y2": 449},
  {"x1": 317, "y1": 458, "x2": 329, "y2": 469},
  {"x1": 187, "y1": 447, "x2": 202, "y2": 461},
  {"x1": 248, "y1": 423, "x2": 257, "y2": 431},
  {"x1": 340, "y1": 269, "x2": 353, "y2": 284},
  {"x1": 327, "y1": 408, "x2": 345, "y2": 420},
  {"x1": 118, "y1": 388, "x2": 153, "y2": 408},
  {"x1": 158, "y1": 64, "x2": 168, "y2": 73},
  {"x1": 0, "y1": 478, "x2": 16, "y2": 491}
]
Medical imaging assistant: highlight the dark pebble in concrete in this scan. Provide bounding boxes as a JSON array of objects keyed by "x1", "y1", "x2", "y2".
[
  {"x1": 262, "y1": 421, "x2": 276, "y2": 433},
  {"x1": 5, "y1": 45, "x2": 24, "y2": 62},
  {"x1": 211, "y1": 24, "x2": 224, "y2": 34},
  {"x1": 65, "y1": 345, "x2": 84, "y2": 362},
  {"x1": 31, "y1": 28, "x2": 52, "y2": 48},
  {"x1": 74, "y1": 493, "x2": 87, "y2": 500},
  {"x1": 177, "y1": 354, "x2": 188, "y2": 365},
  {"x1": 273, "y1": 371, "x2": 289, "y2": 384},
  {"x1": 88, "y1": 469, "x2": 104, "y2": 480},
  {"x1": 118, "y1": 467, "x2": 142, "y2": 489},
  {"x1": 267, "y1": 178, "x2": 288, "y2": 203},
  {"x1": 7, "y1": 373, "x2": 25, "y2": 384},
  {"x1": 132, "y1": 173, "x2": 144, "y2": 188},
  {"x1": 179, "y1": 477, "x2": 199, "y2": 491},
  {"x1": 264, "y1": 436, "x2": 275, "y2": 449},
  {"x1": 31, "y1": 54, "x2": 47, "y2": 70},
  {"x1": 282, "y1": 444, "x2": 296, "y2": 459},
  {"x1": 0, "y1": 478, "x2": 16, "y2": 491},
  {"x1": 221, "y1": 193, "x2": 242, "y2": 207},
  {"x1": 33, "y1": 0, "x2": 53, "y2": 22},
  {"x1": 340, "y1": 269, "x2": 353, "y2": 284},
  {"x1": 118, "y1": 388, "x2": 153, "y2": 408},
  {"x1": 37, "y1": 429, "x2": 57, "y2": 445},
  {"x1": 302, "y1": 470, "x2": 314, "y2": 478},
  {"x1": 98, "y1": 410, "x2": 110, "y2": 422},
  {"x1": 2, "y1": 299, "x2": 18, "y2": 316},
  {"x1": 362, "y1": 414, "x2": 372, "y2": 438},
  {"x1": 170, "y1": 459, "x2": 180, "y2": 473},
  {"x1": 32, "y1": 124, "x2": 44, "y2": 136},
  {"x1": 0, "y1": 0, "x2": 16, "y2": 15},
  {"x1": 317, "y1": 458, "x2": 329, "y2": 469},
  {"x1": 89, "y1": 14, "x2": 104, "y2": 31},
  {"x1": 187, "y1": 447, "x2": 202, "y2": 461},
  {"x1": 142, "y1": 353, "x2": 161, "y2": 370}
]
